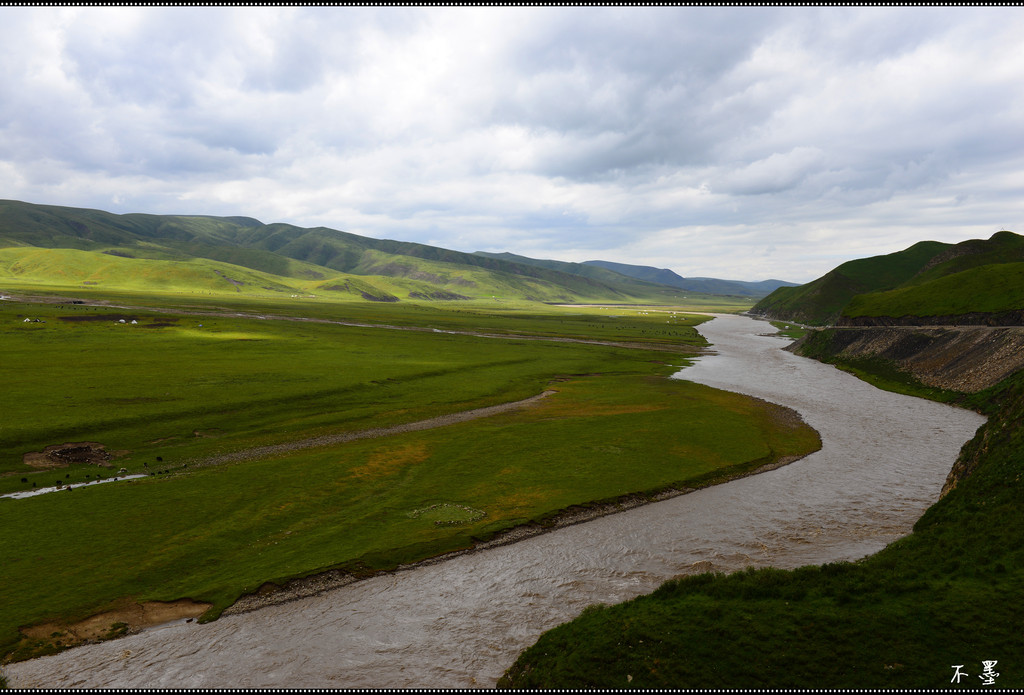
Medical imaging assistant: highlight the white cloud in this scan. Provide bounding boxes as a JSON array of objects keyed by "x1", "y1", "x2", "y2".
[{"x1": 0, "y1": 6, "x2": 1022, "y2": 283}]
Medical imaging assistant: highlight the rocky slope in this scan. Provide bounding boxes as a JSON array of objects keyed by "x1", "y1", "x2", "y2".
[{"x1": 789, "y1": 325, "x2": 1024, "y2": 393}]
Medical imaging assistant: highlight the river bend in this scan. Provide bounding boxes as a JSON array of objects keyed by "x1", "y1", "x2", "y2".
[{"x1": 7, "y1": 314, "x2": 986, "y2": 688}]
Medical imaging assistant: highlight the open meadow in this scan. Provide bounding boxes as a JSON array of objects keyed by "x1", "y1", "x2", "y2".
[{"x1": 0, "y1": 287, "x2": 816, "y2": 663}]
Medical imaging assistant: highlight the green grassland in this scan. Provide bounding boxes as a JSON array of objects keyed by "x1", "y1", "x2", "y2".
[
  {"x1": 0, "y1": 289, "x2": 816, "y2": 663},
  {"x1": 767, "y1": 320, "x2": 809, "y2": 340},
  {"x1": 0, "y1": 299, "x2": 711, "y2": 483},
  {"x1": 0, "y1": 245, "x2": 591, "y2": 305},
  {"x1": 0, "y1": 247, "x2": 301, "y2": 295}
]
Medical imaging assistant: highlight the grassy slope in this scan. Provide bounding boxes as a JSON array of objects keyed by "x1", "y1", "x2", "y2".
[
  {"x1": 843, "y1": 261, "x2": 1024, "y2": 319},
  {"x1": 903, "y1": 231, "x2": 1024, "y2": 287},
  {"x1": 0, "y1": 199, "x2": 693, "y2": 305},
  {"x1": 0, "y1": 244, "x2": 671, "y2": 305},
  {"x1": 840, "y1": 231, "x2": 1024, "y2": 320},
  {"x1": 752, "y1": 241, "x2": 949, "y2": 325},
  {"x1": 476, "y1": 251, "x2": 651, "y2": 283},
  {"x1": 755, "y1": 231, "x2": 1024, "y2": 326},
  {"x1": 500, "y1": 340, "x2": 1023, "y2": 689},
  {"x1": 0, "y1": 295, "x2": 818, "y2": 663},
  {"x1": 0, "y1": 247, "x2": 303, "y2": 296}
]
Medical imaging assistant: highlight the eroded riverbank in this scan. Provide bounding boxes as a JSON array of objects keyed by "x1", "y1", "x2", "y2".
[{"x1": 6, "y1": 314, "x2": 985, "y2": 688}]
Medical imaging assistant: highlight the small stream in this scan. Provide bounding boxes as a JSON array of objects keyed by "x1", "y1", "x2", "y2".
[
  {"x1": 1, "y1": 475, "x2": 147, "y2": 500},
  {"x1": 7, "y1": 314, "x2": 986, "y2": 688}
]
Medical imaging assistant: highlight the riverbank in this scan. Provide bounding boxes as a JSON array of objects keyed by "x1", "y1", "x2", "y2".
[
  {"x1": 3, "y1": 314, "x2": 984, "y2": 689},
  {"x1": 3, "y1": 361, "x2": 819, "y2": 671},
  {"x1": 502, "y1": 315, "x2": 1015, "y2": 689},
  {"x1": 1, "y1": 442, "x2": 811, "y2": 668},
  {"x1": 223, "y1": 445, "x2": 809, "y2": 618},
  {"x1": 791, "y1": 324, "x2": 1024, "y2": 393}
]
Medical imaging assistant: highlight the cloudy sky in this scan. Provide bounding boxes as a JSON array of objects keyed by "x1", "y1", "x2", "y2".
[{"x1": 2, "y1": 6, "x2": 1022, "y2": 282}]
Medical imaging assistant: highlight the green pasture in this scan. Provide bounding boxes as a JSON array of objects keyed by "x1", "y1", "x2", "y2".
[
  {"x1": 0, "y1": 247, "x2": 300, "y2": 296},
  {"x1": 0, "y1": 295, "x2": 818, "y2": 662},
  {"x1": 767, "y1": 320, "x2": 809, "y2": 340},
  {"x1": 0, "y1": 300, "x2": 709, "y2": 484},
  {"x1": 0, "y1": 281, "x2": 734, "y2": 343}
]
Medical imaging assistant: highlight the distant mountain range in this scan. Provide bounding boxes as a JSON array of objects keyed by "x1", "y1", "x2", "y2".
[
  {"x1": 0, "y1": 199, "x2": 792, "y2": 303},
  {"x1": 751, "y1": 230, "x2": 1024, "y2": 325},
  {"x1": 581, "y1": 260, "x2": 796, "y2": 297},
  {"x1": 474, "y1": 253, "x2": 795, "y2": 298}
]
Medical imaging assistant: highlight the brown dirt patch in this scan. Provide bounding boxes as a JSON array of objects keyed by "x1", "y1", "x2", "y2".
[
  {"x1": 146, "y1": 436, "x2": 180, "y2": 444},
  {"x1": 20, "y1": 598, "x2": 211, "y2": 647},
  {"x1": 349, "y1": 441, "x2": 431, "y2": 480},
  {"x1": 537, "y1": 402, "x2": 666, "y2": 419},
  {"x1": 23, "y1": 442, "x2": 113, "y2": 469}
]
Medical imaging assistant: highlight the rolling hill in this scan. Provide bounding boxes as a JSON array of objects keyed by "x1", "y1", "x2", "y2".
[
  {"x1": 0, "y1": 199, "x2": 694, "y2": 304},
  {"x1": 475, "y1": 253, "x2": 795, "y2": 298},
  {"x1": 751, "y1": 230, "x2": 1024, "y2": 325},
  {"x1": 842, "y1": 261, "x2": 1024, "y2": 325}
]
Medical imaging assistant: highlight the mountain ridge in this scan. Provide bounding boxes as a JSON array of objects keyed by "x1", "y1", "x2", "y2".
[
  {"x1": 474, "y1": 252, "x2": 796, "y2": 298},
  {"x1": 0, "y1": 199, "x2": 693, "y2": 304},
  {"x1": 751, "y1": 231, "x2": 1024, "y2": 326},
  {"x1": 582, "y1": 259, "x2": 796, "y2": 297}
]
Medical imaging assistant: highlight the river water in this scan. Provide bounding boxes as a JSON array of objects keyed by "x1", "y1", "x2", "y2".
[{"x1": 7, "y1": 314, "x2": 986, "y2": 688}]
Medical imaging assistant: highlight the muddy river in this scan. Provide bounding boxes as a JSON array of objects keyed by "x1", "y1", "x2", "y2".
[{"x1": 7, "y1": 314, "x2": 986, "y2": 688}]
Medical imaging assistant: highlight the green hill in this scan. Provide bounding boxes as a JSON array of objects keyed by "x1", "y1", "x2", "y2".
[
  {"x1": 0, "y1": 199, "x2": 690, "y2": 304},
  {"x1": 752, "y1": 231, "x2": 1024, "y2": 325},
  {"x1": 476, "y1": 253, "x2": 796, "y2": 298},
  {"x1": 906, "y1": 231, "x2": 1024, "y2": 287},
  {"x1": 751, "y1": 240, "x2": 950, "y2": 325},
  {"x1": 472, "y1": 251, "x2": 694, "y2": 298},
  {"x1": 0, "y1": 248, "x2": 298, "y2": 295},
  {"x1": 842, "y1": 261, "x2": 1024, "y2": 324}
]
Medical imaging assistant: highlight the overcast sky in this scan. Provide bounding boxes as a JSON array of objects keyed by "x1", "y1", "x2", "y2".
[{"x1": 2, "y1": 6, "x2": 1022, "y2": 282}]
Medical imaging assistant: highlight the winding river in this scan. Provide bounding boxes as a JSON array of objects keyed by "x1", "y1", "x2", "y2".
[{"x1": 6, "y1": 314, "x2": 986, "y2": 688}]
